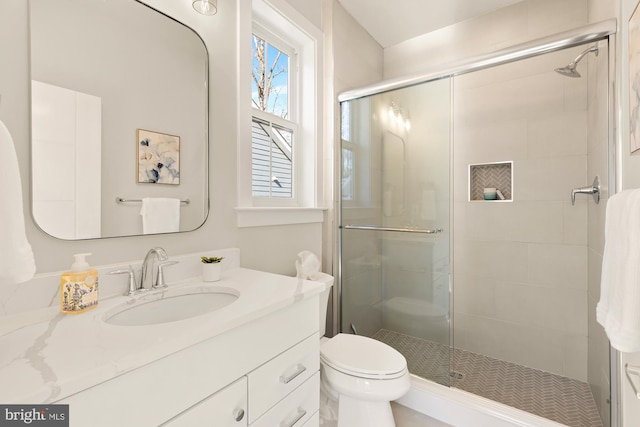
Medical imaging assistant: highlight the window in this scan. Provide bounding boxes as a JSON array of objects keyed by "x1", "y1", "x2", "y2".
[
  {"x1": 237, "y1": 0, "x2": 324, "y2": 226},
  {"x1": 251, "y1": 30, "x2": 297, "y2": 199},
  {"x1": 251, "y1": 117, "x2": 293, "y2": 198},
  {"x1": 251, "y1": 34, "x2": 290, "y2": 118}
]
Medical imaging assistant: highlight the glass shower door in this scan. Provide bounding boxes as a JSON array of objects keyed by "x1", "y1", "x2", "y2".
[{"x1": 340, "y1": 78, "x2": 452, "y2": 386}]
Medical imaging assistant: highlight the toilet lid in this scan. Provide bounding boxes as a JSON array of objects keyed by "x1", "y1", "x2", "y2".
[{"x1": 320, "y1": 334, "x2": 407, "y2": 379}]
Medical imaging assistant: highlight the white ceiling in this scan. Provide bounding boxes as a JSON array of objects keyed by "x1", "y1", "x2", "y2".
[{"x1": 337, "y1": 0, "x2": 524, "y2": 48}]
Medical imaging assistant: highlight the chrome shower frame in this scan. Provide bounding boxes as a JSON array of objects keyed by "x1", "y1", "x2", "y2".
[{"x1": 335, "y1": 18, "x2": 619, "y2": 426}]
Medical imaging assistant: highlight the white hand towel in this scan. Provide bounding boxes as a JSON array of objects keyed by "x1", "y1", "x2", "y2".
[
  {"x1": 0, "y1": 119, "x2": 36, "y2": 286},
  {"x1": 597, "y1": 188, "x2": 640, "y2": 352},
  {"x1": 140, "y1": 198, "x2": 180, "y2": 234},
  {"x1": 295, "y1": 250, "x2": 321, "y2": 279}
]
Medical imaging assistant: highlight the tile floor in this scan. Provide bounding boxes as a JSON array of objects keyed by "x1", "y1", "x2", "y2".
[{"x1": 374, "y1": 329, "x2": 603, "y2": 427}]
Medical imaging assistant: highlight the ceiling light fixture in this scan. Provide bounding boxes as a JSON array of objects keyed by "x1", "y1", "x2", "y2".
[{"x1": 192, "y1": 0, "x2": 217, "y2": 15}]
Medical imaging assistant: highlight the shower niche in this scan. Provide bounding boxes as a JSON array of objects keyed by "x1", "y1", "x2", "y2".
[{"x1": 468, "y1": 161, "x2": 513, "y2": 202}]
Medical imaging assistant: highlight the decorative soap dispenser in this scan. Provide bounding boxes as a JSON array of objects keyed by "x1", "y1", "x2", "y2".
[{"x1": 60, "y1": 253, "x2": 99, "y2": 314}]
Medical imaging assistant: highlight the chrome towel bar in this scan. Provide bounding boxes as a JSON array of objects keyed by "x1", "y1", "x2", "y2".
[
  {"x1": 342, "y1": 225, "x2": 443, "y2": 234},
  {"x1": 116, "y1": 197, "x2": 190, "y2": 205}
]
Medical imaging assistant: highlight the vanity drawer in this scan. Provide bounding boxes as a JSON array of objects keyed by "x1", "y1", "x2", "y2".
[
  {"x1": 250, "y1": 372, "x2": 319, "y2": 427},
  {"x1": 162, "y1": 376, "x2": 247, "y2": 426},
  {"x1": 248, "y1": 333, "x2": 319, "y2": 422}
]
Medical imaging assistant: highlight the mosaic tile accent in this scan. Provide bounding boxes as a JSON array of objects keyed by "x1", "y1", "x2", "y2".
[
  {"x1": 373, "y1": 329, "x2": 603, "y2": 427},
  {"x1": 469, "y1": 162, "x2": 512, "y2": 201}
]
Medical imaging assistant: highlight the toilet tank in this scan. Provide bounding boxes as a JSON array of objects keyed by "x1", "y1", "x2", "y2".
[{"x1": 311, "y1": 272, "x2": 334, "y2": 337}]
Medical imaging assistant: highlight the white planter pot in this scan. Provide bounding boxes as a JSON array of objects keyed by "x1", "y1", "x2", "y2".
[{"x1": 202, "y1": 263, "x2": 222, "y2": 282}]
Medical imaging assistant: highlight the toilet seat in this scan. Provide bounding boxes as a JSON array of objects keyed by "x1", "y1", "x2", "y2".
[{"x1": 320, "y1": 334, "x2": 407, "y2": 379}]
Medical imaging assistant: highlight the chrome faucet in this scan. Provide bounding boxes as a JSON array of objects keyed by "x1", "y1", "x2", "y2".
[
  {"x1": 109, "y1": 265, "x2": 138, "y2": 296},
  {"x1": 140, "y1": 247, "x2": 168, "y2": 290}
]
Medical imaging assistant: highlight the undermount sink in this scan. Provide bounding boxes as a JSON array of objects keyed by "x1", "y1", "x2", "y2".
[{"x1": 104, "y1": 288, "x2": 239, "y2": 326}]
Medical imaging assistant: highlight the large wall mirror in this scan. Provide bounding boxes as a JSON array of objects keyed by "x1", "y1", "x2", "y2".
[{"x1": 29, "y1": 0, "x2": 209, "y2": 240}]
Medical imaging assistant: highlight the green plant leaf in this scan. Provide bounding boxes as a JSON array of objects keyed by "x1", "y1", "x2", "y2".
[{"x1": 201, "y1": 256, "x2": 224, "y2": 263}]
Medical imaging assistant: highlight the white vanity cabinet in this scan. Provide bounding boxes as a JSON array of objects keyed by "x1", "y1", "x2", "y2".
[
  {"x1": 59, "y1": 295, "x2": 320, "y2": 427},
  {"x1": 162, "y1": 334, "x2": 320, "y2": 427},
  {"x1": 162, "y1": 377, "x2": 248, "y2": 426},
  {"x1": 251, "y1": 372, "x2": 319, "y2": 427},
  {"x1": 249, "y1": 334, "x2": 320, "y2": 426},
  {"x1": 248, "y1": 334, "x2": 319, "y2": 423}
]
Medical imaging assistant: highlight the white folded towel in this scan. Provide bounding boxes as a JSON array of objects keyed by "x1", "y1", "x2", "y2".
[
  {"x1": 140, "y1": 198, "x2": 180, "y2": 234},
  {"x1": 295, "y1": 250, "x2": 321, "y2": 279},
  {"x1": 597, "y1": 189, "x2": 640, "y2": 352},
  {"x1": 0, "y1": 119, "x2": 36, "y2": 286}
]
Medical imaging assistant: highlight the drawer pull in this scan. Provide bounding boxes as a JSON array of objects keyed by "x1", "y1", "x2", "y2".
[
  {"x1": 279, "y1": 364, "x2": 307, "y2": 384},
  {"x1": 279, "y1": 408, "x2": 307, "y2": 427},
  {"x1": 232, "y1": 408, "x2": 245, "y2": 422}
]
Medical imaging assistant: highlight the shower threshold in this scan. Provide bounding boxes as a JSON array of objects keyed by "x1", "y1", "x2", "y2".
[{"x1": 372, "y1": 329, "x2": 603, "y2": 427}]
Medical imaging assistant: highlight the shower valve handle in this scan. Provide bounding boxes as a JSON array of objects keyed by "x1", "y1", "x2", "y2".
[{"x1": 571, "y1": 176, "x2": 600, "y2": 206}]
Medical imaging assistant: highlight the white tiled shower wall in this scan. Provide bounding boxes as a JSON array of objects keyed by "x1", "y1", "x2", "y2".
[{"x1": 453, "y1": 46, "x2": 591, "y2": 381}]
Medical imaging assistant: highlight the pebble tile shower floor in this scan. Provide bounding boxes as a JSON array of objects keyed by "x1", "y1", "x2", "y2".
[{"x1": 373, "y1": 329, "x2": 603, "y2": 427}]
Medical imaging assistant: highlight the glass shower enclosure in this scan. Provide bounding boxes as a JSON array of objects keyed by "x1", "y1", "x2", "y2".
[
  {"x1": 338, "y1": 30, "x2": 613, "y2": 426},
  {"x1": 340, "y1": 78, "x2": 452, "y2": 386}
]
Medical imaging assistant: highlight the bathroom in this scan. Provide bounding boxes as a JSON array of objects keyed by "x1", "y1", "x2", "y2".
[{"x1": 2, "y1": 0, "x2": 640, "y2": 425}]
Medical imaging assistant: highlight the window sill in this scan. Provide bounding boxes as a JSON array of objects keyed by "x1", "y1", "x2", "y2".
[{"x1": 235, "y1": 207, "x2": 326, "y2": 228}]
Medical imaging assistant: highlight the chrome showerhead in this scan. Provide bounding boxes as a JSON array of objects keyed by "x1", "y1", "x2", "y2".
[
  {"x1": 555, "y1": 63, "x2": 581, "y2": 78},
  {"x1": 555, "y1": 45, "x2": 599, "y2": 78}
]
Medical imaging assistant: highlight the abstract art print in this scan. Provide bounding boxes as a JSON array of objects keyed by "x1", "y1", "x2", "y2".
[
  {"x1": 137, "y1": 129, "x2": 180, "y2": 184},
  {"x1": 630, "y1": 1, "x2": 640, "y2": 153}
]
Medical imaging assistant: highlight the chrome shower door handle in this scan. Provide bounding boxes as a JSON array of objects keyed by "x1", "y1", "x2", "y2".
[{"x1": 571, "y1": 176, "x2": 600, "y2": 206}]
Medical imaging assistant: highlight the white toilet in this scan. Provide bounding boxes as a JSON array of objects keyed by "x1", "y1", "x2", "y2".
[{"x1": 314, "y1": 273, "x2": 411, "y2": 427}]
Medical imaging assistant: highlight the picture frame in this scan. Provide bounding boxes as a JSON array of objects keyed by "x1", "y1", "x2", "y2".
[
  {"x1": 137, "y1": 129, "x2": 180, "y2": 184},
  {"x1": 630, "y1": 0, "x2": 640, "y2": 153}
]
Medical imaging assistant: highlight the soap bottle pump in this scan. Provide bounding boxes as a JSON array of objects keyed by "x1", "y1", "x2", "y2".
[{"x1": 60, "y1": 253, "x2": 99, "y2": 314}]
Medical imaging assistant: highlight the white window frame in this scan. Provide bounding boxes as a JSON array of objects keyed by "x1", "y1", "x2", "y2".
[
  {"x1": 250, "y1": 26, "x2": 298, "y2": 201},
  {"x1": 237, "y1": 0, "x2": 324, "y2": 227}
]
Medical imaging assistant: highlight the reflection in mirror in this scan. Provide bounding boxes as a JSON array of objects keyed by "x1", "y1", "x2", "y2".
[
  {"x1": 29, "y1": 0, "x2": 209, "y2": 240},
  {"x1": 382, "y1": 131, "x2": 406, "y2": 218}
]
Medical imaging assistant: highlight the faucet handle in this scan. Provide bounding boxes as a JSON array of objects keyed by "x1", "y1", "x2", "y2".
[
  {"x1": 109, "y1": 265, "x2": 138, "y2": 296},
  {"x1": 154, "y1": 261, "x2": 179, "y2": 289}
]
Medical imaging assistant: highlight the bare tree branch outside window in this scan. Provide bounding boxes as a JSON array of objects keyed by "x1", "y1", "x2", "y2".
[{"x1": 252, "y1": 35, "x2": 288, "y2": 119}]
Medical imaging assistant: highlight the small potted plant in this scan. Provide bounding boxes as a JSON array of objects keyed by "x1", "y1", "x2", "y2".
[{"x1": 201, "y1": 256, "x2": 224, "y2": 282}]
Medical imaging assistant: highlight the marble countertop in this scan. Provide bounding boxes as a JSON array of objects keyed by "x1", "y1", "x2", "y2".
[{"x1": 0, "y1": 267, "x2": 324, "y2": 404}]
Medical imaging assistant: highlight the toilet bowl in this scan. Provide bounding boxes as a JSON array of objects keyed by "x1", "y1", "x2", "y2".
[{"x1": 314, "y1": 272, "x2": 411, "y2": 427}]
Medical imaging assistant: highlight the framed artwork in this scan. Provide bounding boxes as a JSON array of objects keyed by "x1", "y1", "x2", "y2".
[
  {"x1": 137, "y1": 129, "x2": 180, "y2": 184},
  {"x1": 630, "y1": 1, "x2": 640, "y2": 153}
]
